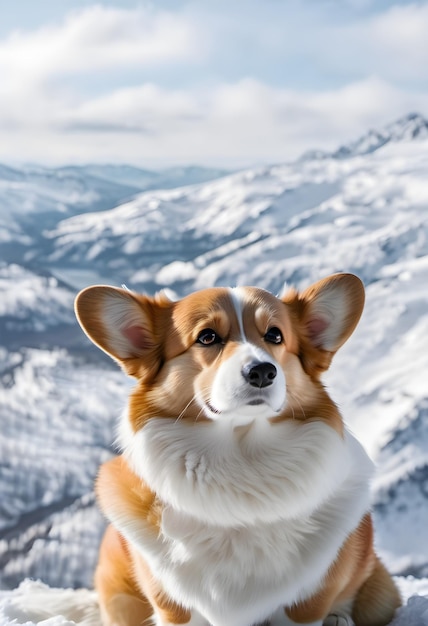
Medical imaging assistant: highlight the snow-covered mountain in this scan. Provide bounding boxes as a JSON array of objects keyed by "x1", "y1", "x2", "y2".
[
  {"x1": 302, "y1": 111, "x2": 428, "y2": 160},
  {"x1": 1, "y1": 113, "x2": 428, "y2": 623},
  {"x1": 0, "y1": 163, "x2": 230, "y2": 266}
]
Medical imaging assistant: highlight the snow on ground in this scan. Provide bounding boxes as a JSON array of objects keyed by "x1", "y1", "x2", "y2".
[
  {"x1": 0, "y1": 348, "x2": 127, "y2": 589},
  {"x1": 0, "y1": 578, "x2": 427, "y2": 626}
]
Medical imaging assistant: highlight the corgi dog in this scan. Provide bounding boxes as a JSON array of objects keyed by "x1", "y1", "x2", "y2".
[{"x1": 75, "y1": 273, "x2": 401, "y2": 626}]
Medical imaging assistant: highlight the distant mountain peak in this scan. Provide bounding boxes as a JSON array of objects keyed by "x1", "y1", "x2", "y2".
[
  {"x1": 337, "y1": 112, "x2": 428, "y2": 157},
  {"x1": 302, "y1": 112, "x2": 428, "y2": 162}
]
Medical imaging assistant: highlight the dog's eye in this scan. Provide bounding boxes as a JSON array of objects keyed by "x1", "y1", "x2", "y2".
[
  {"x1": 264, "y1": 327, "x2": 283, "y2": 344},
  {"x1": 197, "y1": 329, "x2": 222, "y2": 346}
]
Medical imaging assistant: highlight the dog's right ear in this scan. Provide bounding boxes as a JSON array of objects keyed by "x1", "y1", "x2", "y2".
[{"x1": 74, "y1": 285, "x2": 171, "y2": 379}]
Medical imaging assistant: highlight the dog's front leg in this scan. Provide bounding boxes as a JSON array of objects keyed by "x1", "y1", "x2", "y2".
[
  {"x1": 269, "y1": 606, "x2": 323, "y2": 626},
  {"x1": 269, "y1": 607, "x2": 355, "y2": 626}
]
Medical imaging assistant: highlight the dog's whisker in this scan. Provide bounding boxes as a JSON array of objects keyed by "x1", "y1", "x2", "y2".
[
  {"x1": 288, "y1": 397, "x2": 296, "y2": 421},
  {"x1": 175, "y1": 396, "x2": 198, "y2": 423},
  {"x1": 288, "y1": 391, "x2": 307, "y2": 420},
  {"x1": 195, "y1": 405, "x2": 206, "y2": 422}
]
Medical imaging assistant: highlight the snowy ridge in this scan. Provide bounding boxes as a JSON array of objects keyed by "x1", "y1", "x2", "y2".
[
  {"x1": 1, "y1": 114, "x2": 428, "y2": 623},
  {"x1": 301, "y1": 112, "x2": 428, "y2": 160}
]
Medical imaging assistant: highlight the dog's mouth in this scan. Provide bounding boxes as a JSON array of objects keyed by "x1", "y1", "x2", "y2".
[
  {"x1": 205, "y1": 398, "x2": 266, "y2": 415},
  {"x1": 204, "y1": 396, "x2": 282, "y2": 418}
]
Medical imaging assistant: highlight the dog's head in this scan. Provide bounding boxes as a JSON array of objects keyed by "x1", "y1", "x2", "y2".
[{"x1": 75, "y1": 273, "x2": 364, "y2": 431}]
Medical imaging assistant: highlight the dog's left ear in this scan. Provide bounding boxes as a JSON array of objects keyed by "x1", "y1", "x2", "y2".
[
  {"x1": 285, "y1": 273, "x2": 365, "y2": 374},
  {"x1": 75, "y1": 285, "x2": 172, "y2": 379}
]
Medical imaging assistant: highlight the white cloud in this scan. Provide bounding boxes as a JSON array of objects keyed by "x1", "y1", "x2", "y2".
[
  {"x1": 1, "y1": 76, "x2": 427, "y2": 168},
  {"x1": 366, "y1": 3, "x2": 428, "y2": 78},
  {"x1": 0, "y1": 2, "x2": 427, "y2": 167},
  {"x1": 0, "y1": 4, "x2": 202, "y2": 135},
  {"x1": 307, "y1": 2, "x2": 428, "y2": 83},
  {"x1": 0, "y1": 5, "x2": 199, "y2": 84},
  {"x1": 61, "y1": 83, "x2": 202, "y2": 134}
]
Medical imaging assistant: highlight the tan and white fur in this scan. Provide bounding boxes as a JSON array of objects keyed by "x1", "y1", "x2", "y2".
[{"x1": 75, "y1": 273, "x2": 401, "y2": 626}]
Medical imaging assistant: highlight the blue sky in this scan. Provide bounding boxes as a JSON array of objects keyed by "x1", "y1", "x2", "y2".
[{"x1": 0, "y1": 0, "x2": 427, "y2": 168}]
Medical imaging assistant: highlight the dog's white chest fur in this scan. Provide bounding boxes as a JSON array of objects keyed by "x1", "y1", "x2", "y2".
[{"x1": 119, "y1": 417, "x2": 373, "y2": 626}]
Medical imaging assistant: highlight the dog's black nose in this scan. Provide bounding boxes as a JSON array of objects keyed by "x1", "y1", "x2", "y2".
[{"x1": 242, "y1": 361, "x2": 277, "y2": 388}]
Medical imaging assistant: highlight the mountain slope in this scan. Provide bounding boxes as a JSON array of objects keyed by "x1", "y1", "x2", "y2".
[
  {"x1": 46, "y1": 118, "x2": 428, "y2": 297},
  {"x1": 0, "y1": 163, "x2": 230, "y2": 267}
]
